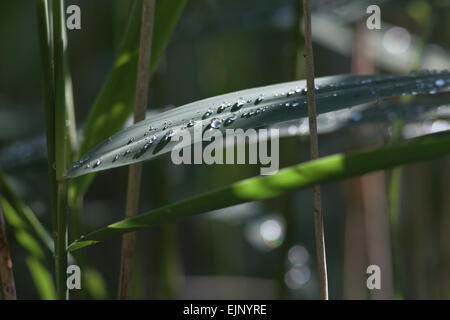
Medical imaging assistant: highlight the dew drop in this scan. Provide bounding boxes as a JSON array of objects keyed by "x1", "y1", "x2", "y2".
[
  {"x1": 72, "y1": 161, "x2": 82, "y2": 168},
  {"x1": 217, "y1": 103, "x2": 227, "y2": 113},
  {"x1": 233, "y1": 98, "x2": 245, "y2": 110},
  {"x1": 93, "y1": 159, "x2": 102, "y2": 168},
  {"x1": 143, "y1": 135, "x2": 157, "y2": 149},
  {"x1": 203, "y1": 109, "x2": 213, "y2": 119},
  {"x1": 225, "y1": 114, "x2": 237, "y2": 126},
  {"x1": 187, "y1": 119, "x2": 196, "y2": 127},
  {"x1": 127, "y1": 137, "x2": 135, "y2": 145},
  {"x1": 435, "y1": 79, "x2": 445, "y2": 87},
  {"x1": 164, "y1": 129, "x2": 174, "y2": 140},
  {"x1": 210, "y1": 118, "x2": 222, "y2": 129},
  {"x1": 255, "y1": 94, "x2": 264, "y2": 105}
]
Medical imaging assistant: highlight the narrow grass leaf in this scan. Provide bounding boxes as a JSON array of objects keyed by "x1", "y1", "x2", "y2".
[
  {"x1": 25, "y1": 256, "x2": 57, "y2": 300},
  {"x1": 72, "y1": 0, "x2": 186, "y2": 196},
  {"x1": 68, "y1": 130, "x2": 450, "y2": 251},
  {"x1": 67, "y1": 72, "x2": 450, "y2": 178},
  {"x1": 0, "y1": 170, "x2": 53, "y2": 251},
  {"x1": 0, "y1": 197, "x2": 56, "y2": 299}
]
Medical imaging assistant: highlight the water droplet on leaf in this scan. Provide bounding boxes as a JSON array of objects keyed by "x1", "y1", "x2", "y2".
[
  {"x1": 164, "y1": 130, "x2": 174, "y2": 140},
  {"x1": 93, "y1": 159, "x2": 102, "y2": 168},
  {"x1": 203, "y1": 109, "x2": 213, "y2": 119},
  {"x1": 255, "y1": 95, "x2": 264, "y2": 105},
  {"x1": 210, "y1": 118, "x2": 222, "y2": 129},
  {"x1": 225, "y1": 114, "x2": 237, "y2": 126}
]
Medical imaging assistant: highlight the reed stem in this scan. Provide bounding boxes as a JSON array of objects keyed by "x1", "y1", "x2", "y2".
[
  {"x1": 0, "y1": 198, "x2": 16, "y2": 300},
  {"x1": 118, "y1": 0, "x2": 155, "y2": 300},
  {"x1": 302, "y1": 0, "x2": 329, "y2": 300}
]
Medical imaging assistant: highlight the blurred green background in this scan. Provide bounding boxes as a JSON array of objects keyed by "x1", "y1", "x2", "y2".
[{"x1": 1, "y1": 0, "x2": 450, "y2": 299}]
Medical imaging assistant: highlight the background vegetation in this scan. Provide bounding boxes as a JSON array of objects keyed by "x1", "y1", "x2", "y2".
[{"x1": 1, "y1": 0, "x2": 450, "y2": 299}]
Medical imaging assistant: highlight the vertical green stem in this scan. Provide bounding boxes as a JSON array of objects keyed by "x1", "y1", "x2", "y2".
[
  {"x1": 55, "y1": 182, "x2": 68, "y2": 299},
  {"x1": 36, "y1": 0, "x2": 57, "y2": 229},
  {"x1": 52, "y1": 0, "x2": 72, "y2": 300},
  {"x1": 37, "y1": 0, "x2": 74, "y2": 299}
]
